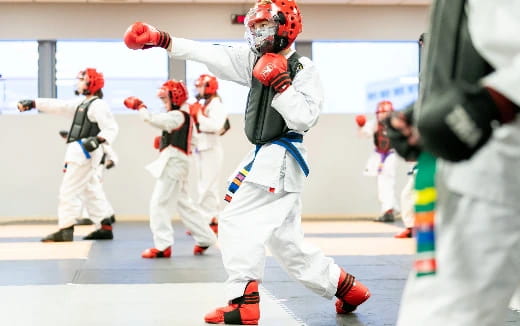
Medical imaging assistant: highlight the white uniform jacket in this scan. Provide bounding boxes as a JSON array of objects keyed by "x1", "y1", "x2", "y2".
[
  {"x1": 196, "y1": 97, "x2": 227, "y2": 152},
  {"x1": 170, "y1": 39, "x2": 324, "y2": 193},
  {"x1": 141, "y1": 104, "x2": 192, "y2": 180},
  {"x1": 35, "y1": 97, "x2": 118, "y2": 166},
  {"x1": 439, "y1": 0, "x2": 520, "y2": 208}
]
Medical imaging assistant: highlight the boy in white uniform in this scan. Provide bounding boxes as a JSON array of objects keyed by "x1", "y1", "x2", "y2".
[
  {"x1": 18, "y1": 68, "x2": 118, "y2": 242},
  {"x1": 355, "y1": 100, "x2": 398, "y2": 222},
  {"x1": 124, "y1": 0, "x2": 371, "y2": 323},
  {"x1": 190, "y1": 74, "x2": 229, "y2": 234},
  {"x1": 123, "y1": 80, "x2": 217, "y2": 258}
]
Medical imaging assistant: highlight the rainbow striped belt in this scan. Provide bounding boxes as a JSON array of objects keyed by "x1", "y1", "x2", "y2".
[{"x1": 413, "y1": 152, "x2": 437, "y2": 277}]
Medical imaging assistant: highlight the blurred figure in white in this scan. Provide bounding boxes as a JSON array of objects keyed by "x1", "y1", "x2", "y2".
[
  {"x1": 17, "y1": 68, "x2": 118, "y2": 242},
  {"x1": 394, "y1": 163, "x2": 417, "y2": 238},
  {"x1": 355, "y1": 100, "x2": 398, "y2": 222},
  {"x1": 189, "y1": 74, "x2": 230, "y2": 234},
  {"x1": 123, "y1": 79, "x2": 217, "y2": 258}
]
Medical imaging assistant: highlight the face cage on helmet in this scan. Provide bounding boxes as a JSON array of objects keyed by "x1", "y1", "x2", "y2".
[
  {"x1": 245, "y1": 25, "x2": 278, "y2": 55},
  {"x1": 244, "y1": 5, "x2": 288, "y2": 55}
]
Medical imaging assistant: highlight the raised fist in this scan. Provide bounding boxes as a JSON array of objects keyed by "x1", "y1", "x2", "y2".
[
  {"x1": 59, "y1": 130, "x2": 69, "y2": 139},
  {"x1": 105, "y1": 160, "x2": 115, "y2": 170},
  {"x1": 124, "y1": 96, "x2": 146, "y2": 110},
  {"x1": 17, "y1": 99, "x2": 35, "y2": 112},
  {"x1": 355, "y1": 115, "x2": 366, "y2": 127},
  {"x1": 253, "y1": 53, "x2": 292, "y2": 93},
  {"x1": 189, "y1": 102, "x2": 203, "y2": 118},
  {"x1": 124, "y1": 22, "x2": 171, "y2": 50},
  {"x1": 153, "y1": 136, "x2": 161, "y2": 150}
]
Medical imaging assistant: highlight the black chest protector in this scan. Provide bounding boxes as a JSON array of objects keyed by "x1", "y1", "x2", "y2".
[
  {"x1": 67, "y1": 97, "x2": 100, "y2": 143},
  {"x1": 416, "y1": 0, "x2": 493, "y2": 119},
  {"x1": 160, "y1": 110, "x2": 192, "y2": 154},
  {"x1": 374, "y1": 122, "x2": 392, "y2": 153},
  {"x1": 244, "y1": 52, "x2": 304, "y2": 145}
]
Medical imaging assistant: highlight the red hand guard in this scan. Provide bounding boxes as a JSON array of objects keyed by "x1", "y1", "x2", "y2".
[
  {"x1": 123, "y1": 96, "x2": 146, "y2": 110},
  {"x1": 124, "y1": 22, "x2": 171, "y2": 50},
  {"x1": 153, "y1": 136, "x2": 161, "y2": 150},
  {"x1": 355, "y1": 115, "x2": 367, "y2": 127},
  {"x1": 252, "y1": 53, "x2": 292, "y2": 93},
  {"x1": 189, "y1": 102, "x2": 203, "y2": 118}
]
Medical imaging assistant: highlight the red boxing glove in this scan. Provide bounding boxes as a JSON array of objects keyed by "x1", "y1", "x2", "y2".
[
  {"x1": 189, "y1": 102, "x2": 203, "y2": 119},
  {"x1": 124, "y1": 96, "x2": 146, "y2": 110},
  {"x1": 252, "y1": 53, "x2": 292, "y2": 93},
  {"x1": 123, "y1": 22, "x2": 171, "y2": 50},
  {"x1": 153, "y1": 136, "x2": 161, "y2": 149},
  {"x1": 355, "y1": 114, "x2": 366, "y2": 127}
]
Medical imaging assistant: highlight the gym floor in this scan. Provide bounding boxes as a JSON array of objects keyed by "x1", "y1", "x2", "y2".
[{"x1": 0, "y1": 220, "x2": 519, "y2": 326}]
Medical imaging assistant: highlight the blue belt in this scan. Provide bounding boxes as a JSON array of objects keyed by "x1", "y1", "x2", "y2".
[
  {"x1": 272, "y1": 132, "x2": 309, "y2": 177},
  {"x1": 77, "y1": 139, "x2": 91, "y2": 159},
  {"x1": 224, "y1": 132, "x2": 309, "y2": 202}
]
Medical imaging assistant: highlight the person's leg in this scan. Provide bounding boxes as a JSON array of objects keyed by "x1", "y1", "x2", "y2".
[
  {"x1": 205, "y1": 182, "x2": 291, "y2": 324},
  {"x1": 397, "y1": 189, "x2": 520, "y2": 326},
  {"x1": 57, "y1": 162, "x2": 96, "y2": 228},
  {"x1": 176, "y1": 180, "x2": 217, "y2": 254},
  {"x1": 266, "y1": 195, "x2": 370, "y2": 313},
  {"x1": 42, "y1": 162, "x2": 94, "y2": 242},
  {"x1": 81, "y1": 166, "x2": 114, "y2": 239},
  {"x1": 510, "y1": 285, "x2": 520, "y2": 311},
  {"x1": 395, "y1": 175, "x2": 415, "y2": 238},
  {"x1": 146, "y1": 176, "x2": 181, "y2": 253},
  {"x1": 197, "y1": 147, "x2": 224, "y2": 221},
  {"x1": 375, "y1": 153, "x2": 397, "y2": 222}
]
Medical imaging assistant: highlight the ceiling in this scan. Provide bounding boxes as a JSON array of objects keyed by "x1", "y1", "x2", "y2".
[{"x1": 0, "y1": 0, "x2": 431, "y2": 4}]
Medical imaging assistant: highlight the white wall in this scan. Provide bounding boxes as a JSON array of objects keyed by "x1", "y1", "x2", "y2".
[
  {"x1": 0, "y1": 3, "x2": 429, "y2": 220},
  {"x1": 0, "y1": 113, "x2": 412, "y2": 219}
]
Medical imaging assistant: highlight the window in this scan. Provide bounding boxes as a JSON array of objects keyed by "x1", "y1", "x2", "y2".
[
  {"x1": 0, "y1": 41, "x2": 38, "y2": 114},
  {"x1": 312, "y1": 41, "x2": 419, "y2": 114},
  {"x1": 56, "y1": 41, "x2": 168, "y2": 113},
  {"x1": 185, "y1": 41, "x2": 250, "y2": 114}
]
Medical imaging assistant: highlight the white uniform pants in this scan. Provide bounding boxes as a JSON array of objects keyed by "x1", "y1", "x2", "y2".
[
  {"x1": 377, "y1": 152, "x2": 397, "y2": 213},
  {"x1": 510, "y1": 285, "x2": 520, "y2": 311},
  {"x1": 196, "y1": 146, "x2": 224, "y2": 222},
  {"x1": 58, "y1": 161, "x2": 112, "y2": 228},
  {"x1": 220, "y1": 181, "x2": 341, "y2": 300},
  {"x1": 400, "y1": 176, "x2": 415, "y2": 228},
  {"x1": 79, "y1": 164, "x2": 114, "y2": 218},
  {"x1": 397, "y1": 184, "x2": 520, "y2": 325},
  {"x1": 149, "y1": 173, "x2": 217, "y2": 251}
]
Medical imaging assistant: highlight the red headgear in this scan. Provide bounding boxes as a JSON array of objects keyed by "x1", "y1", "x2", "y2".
[
  {"x1": 157, "y1": 80, "x2": 188, "y2": 107},
  {"x1": 195, "y1": 74, "x2": 218, "y2": 96},
  {"x1": 376, "y1": 100, "x2": 394, "y2": 114},
  {"x1": 78, "y1": 68, "x2": 104, "y2": 95},
  {"x1": 244, "y1": 0, "x2": 302, "y2": 55}
]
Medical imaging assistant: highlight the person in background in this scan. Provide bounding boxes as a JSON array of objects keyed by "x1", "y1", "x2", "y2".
[
  {"x1": 17, "y1": 68, "x2": 118, "y2": 242},
  {"x1": 189, "y1": 73, "x2": 229, "y2": 234},
  {"x1": 123, "y1": 79, "x2": 217, "y2": 258},
  {"x1": 59, "y1": 129, "x2": 118, "y2": 226},
  {"x1": 355, "y1": 100, "x2": 398, "y2": 222},
  {"x1": 394, "y1": 163, "x2": 416, "y2": 238}
]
